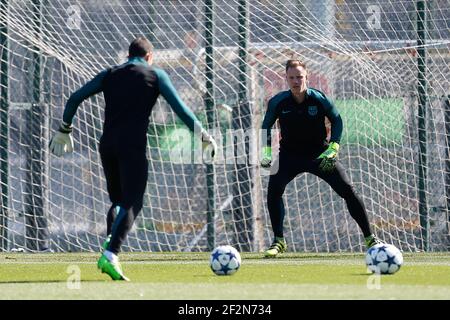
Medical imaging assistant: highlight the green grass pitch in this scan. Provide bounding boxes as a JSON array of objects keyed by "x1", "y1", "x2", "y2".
[{"x1": 0, "y1": 252, "x2": 449, "y2": 300}]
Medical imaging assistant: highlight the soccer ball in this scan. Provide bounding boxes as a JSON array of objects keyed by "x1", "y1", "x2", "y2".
[
  {"x1": 366, "y1": 243, "x2": 403, "y2": 274},
  {"x1": 210, "y1": 245, "x2": 241, "y2": 276}
]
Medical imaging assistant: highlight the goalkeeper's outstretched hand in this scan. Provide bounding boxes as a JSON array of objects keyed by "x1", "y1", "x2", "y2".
[
  {"x1": 317, "y1": 142, "x2": 339, "y2": 173},
  {"x1": 201, "y1": 131, "x2": 217, "y2": 160},
  {"x1": 260, "y1": 146, "x2": 272, "y2": 168},
  {"x1": 49, "y1": 122, "x2": 74, "y2": 157}
]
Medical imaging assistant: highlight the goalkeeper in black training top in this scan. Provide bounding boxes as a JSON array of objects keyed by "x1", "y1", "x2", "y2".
[
  {"x1": 49, "y1": 37, "x2": 217, "y2": 280},
  {"x1": 260, "y1": 59, "x2": 381, "y2": 257}
]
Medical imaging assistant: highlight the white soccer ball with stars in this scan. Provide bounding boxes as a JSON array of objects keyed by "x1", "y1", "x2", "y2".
[
  {"x1": 366, "y1": 243, "x2": 403, "y2": 274},
  {"x1": 210, "y1": 245, "x2": 241, "y2": 276}
]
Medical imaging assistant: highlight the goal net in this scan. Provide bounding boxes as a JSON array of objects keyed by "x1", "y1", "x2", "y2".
[{"x1": 0, "y1": 0, "x2": 449, "y2": 252}]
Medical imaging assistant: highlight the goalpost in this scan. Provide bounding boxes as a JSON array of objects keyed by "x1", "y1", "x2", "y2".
[{"x1": 0, "y1": 0, "x2": 449, "y2": 253}]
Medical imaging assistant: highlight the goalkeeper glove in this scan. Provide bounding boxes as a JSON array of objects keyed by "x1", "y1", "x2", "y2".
[
  {"x1": 317, "y1": 142, "x2": 339, "y2": 173},
  {"x1": 49, "y1": 122, "x2": 74, "y2": 157},
  {"x1": 201, "y1": 130, "x2": 217, "y2": 159},
  {"x1": 260, "y1": 146, "x2": 272, "y2": 168}
]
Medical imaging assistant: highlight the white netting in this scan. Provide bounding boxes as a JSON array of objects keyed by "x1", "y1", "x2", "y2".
[{"x1": 0, "y1": 0, "x2": 449, "y2": 252}]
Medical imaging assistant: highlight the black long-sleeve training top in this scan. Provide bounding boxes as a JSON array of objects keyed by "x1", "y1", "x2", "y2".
[
  {"x1": 261, "y1": 88, "x2": 343, "y2": 154},
  {"x1": 62, "y1": 57, "x2": 203, "y2": 147}
]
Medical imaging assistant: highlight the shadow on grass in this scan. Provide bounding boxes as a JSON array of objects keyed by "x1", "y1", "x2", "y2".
[{"x1": 0, "y1": 279, "x2": 105, "y2": 284}]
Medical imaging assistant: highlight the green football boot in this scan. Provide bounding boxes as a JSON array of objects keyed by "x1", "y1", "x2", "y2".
[
  {"x1": 365, "y1": 234, "x2": 383, "y2": 249},
  {"x1": 264, "y1": 237, "x2": 287, "y2": 258},
  {"x1": 101, "y1": 234, "x2": 112, "y2": 250},
  {"x1": 97, "y1": 254, "x2": 130, "y2": 281}
]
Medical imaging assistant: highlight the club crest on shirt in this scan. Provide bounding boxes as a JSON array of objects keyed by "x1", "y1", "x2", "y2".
[{"x1": 308, "y1": 105, "x2": 318, "y2": 116}]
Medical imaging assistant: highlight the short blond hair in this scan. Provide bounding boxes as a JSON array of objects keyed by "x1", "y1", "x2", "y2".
[{"x1": 285, "y1": 59, "x2": 307, "y2": 73}]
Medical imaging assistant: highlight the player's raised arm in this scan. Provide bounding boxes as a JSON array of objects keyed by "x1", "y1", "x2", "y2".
[
  {"x1": 49, "y1": 70, "x2": 108, "y2": 157},
  {"x1": 154, "y1": 67, "x2": 217, "y2": 158}
]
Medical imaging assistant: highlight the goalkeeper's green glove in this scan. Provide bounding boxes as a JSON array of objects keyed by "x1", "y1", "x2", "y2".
[
  {"x1": 260, "y1": 146, "x2": 272, "y2": 168},
  {"x1": 317, "y1": 142, "x2": 340, "y2": 173},
  {"x1": 49, "y1": 122, "x2": 74, "y2": 157},
  {"x1": 201, "y1": 130, "x2": 217, "y2": 159}
]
